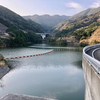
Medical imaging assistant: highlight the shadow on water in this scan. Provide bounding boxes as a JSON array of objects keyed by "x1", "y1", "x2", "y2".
[
  {"x1": 0, "y1": 79, "x2": 4, "y2": 89},
  {"x1": 72, "y1": 60, "x2": 82, "y2": 69}
]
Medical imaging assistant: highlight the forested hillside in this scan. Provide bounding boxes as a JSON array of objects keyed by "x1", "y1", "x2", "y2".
[
  {"x1": 69, "y1": 7, "x2": 100, "y2": 20},
  {"x1": 0, "y1": 6, "x2": 44, "y2": 47},
  {"x1": 0, "y1": 6, "x2": 44, "y2": 33},
  {"x1": 53, "y1": 11, "x2": 100, "y2": 45}
]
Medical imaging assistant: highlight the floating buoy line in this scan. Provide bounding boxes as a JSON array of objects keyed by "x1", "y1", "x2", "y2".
[
  {"x1": 5, "y1": 49, "x2": 54, "y2": 59},
  {"x1": 5, "y1": 48, "x2": 83, "y2": 59}
]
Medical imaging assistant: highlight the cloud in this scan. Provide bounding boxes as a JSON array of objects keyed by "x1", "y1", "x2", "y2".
[
  {"x1": 91, "y1": 0, "x2": 100, "y2": 8},
  {"x1": 65, "y1": 1, "x2": 83, "y2": 10},
  {"x1": 65, "y1": 1, "x2": 84, "y2": 15}
]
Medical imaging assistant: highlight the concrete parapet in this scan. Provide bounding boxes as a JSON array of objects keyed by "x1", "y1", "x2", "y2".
[
  {"x1": 82, "y1": 56, "x2": 100, "y2": 100},
  {"x1": 0, "y1": 94, "x2": 57, "y2": 100}
]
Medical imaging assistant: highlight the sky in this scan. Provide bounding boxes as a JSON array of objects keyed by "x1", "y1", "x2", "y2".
[{"x1": 0, "y1": 0, "x2": 100, "y2": 16}]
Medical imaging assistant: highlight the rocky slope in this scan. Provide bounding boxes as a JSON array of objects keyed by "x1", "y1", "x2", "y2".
[{"x1": 81, "y1": 26, "x2": 100, "y2": 44}]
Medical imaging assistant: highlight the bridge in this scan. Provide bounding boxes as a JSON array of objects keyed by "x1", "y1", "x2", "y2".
[{"x1": 83, "y1": 44, "x2": 100, "y2": 100}]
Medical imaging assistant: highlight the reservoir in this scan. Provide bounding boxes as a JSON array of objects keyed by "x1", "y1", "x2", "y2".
[{"x1": 0, "y1": 44, "x2": 85, "y2": 100}]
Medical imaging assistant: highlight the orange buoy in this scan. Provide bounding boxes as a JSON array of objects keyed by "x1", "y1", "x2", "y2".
[
  {"x1": 27, "y1": 55, "x2": 29, "y2": 57},
  {"x1": 19, "y1": 56, "x2": 22, "y2": 58},
  {"x1": 30, "y1": 55, "x2": 32, "y2": 57},
  {"x1": 33, "y1": 55, "x2": 35, "y2": 56},
  {"x1": 15, "y1": 57, "x2": 18, "y2": 59},
  {"x1": 23, "y1": 56, "x2": 25, "y2": 58},
  {"x1": 6, "y1": 57, "x2": 8, "y2": 59},
  {"x1": 11, "y1": 57, "x2": 13, "y2": 59}
]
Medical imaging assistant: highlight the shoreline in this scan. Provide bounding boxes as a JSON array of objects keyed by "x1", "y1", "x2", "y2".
[{"x1": 0, "y1": 65, "x2": 10, "y2": 79}]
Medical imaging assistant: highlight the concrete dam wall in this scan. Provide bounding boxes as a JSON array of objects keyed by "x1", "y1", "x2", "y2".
[{"x1": 82, "y1": 44, "x2": 100, "y2": 100}]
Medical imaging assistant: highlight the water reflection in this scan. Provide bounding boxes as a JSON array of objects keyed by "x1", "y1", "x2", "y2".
[{"x1": 72, "y1": 60, "x2": 82, "y2": 69}]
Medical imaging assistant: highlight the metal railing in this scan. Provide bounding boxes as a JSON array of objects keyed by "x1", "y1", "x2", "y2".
[{"x1": 83, "y1": 44, "x2": 100, "y2": 74}]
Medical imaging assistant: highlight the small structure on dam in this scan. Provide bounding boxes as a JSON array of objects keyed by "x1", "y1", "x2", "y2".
[{"x1": 83, "y1": 44, "x2": 100, "y2": 100}]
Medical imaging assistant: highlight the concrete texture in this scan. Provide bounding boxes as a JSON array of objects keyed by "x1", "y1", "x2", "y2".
[
  {"x1": 82, "y1": 56, "x2": 100, "y2": 100},
  {"x1": 0, "y1": 65, "x2": 10, "y2": 79},
  {"x1": 0, "y1": 94, "x2": 57, "y2": 100}
]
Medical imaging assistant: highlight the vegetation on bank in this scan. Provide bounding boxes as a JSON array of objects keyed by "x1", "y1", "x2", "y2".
[
  {"x1": 46, "y1": 37, "x2": 67, "y2": 46},
  {"x1": 6, "y1": 28, "x2": 42, "y2": 46},
  {"x1": 0, "y1": 54, "x2": 6, "y2": 66}
]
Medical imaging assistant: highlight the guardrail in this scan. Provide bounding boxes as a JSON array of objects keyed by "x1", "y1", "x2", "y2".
[{"x1": 83, "y1": 44, "x2": 100, "y2": 74}]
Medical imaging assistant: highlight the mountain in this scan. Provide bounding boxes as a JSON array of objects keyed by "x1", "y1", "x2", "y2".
[
  {"x1": 23, "y1": 14, "x2": 70, "y2": 32},
  {"x1": 0, "y1": 6, "x2": 44, "y2": 47},
  {"x1": 52, "y1": 7, "x2": 100, "y2": 35},
  {"x1": 26, "y1": 19, "x2": 45, "y2": 33},
  {"x1": 0, "y1": 5, "x2": 44, "y2": 33},
  {"x1": 52, "y1": 10, "x2": 100, "y2": 45},
  {"x1": 69, "y1": 7, "x2": 100, "y2": 20}
]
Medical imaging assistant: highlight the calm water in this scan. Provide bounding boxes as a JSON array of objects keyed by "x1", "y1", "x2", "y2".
[{"x1": 0, "y1": 44, "x2": 85, "y2": 100}]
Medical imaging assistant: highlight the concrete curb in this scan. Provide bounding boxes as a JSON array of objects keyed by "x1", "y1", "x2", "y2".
[{"x1": 0, "y1": 94, "x2": 57, "y2": 100}]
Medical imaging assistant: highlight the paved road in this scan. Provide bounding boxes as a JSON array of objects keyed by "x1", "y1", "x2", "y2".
[
  {"x1": 86, "y1": 48, "x2": 95, "y2": 57},
  {"x1": 93, "y1": 49, "x2": 100, "y2": 61},
  {"x1": 86, "y1": 47, "x2": 100, "y2": 61}
]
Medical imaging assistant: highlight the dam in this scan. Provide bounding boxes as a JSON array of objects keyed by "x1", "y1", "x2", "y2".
[{"x1": 82, "y1": 44, "x2": 100, "y2": 100}]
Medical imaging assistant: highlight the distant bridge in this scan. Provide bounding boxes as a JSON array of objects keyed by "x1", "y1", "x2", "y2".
[{"x1": 36, "y1": 33, "x2": 47, "y2": 39}]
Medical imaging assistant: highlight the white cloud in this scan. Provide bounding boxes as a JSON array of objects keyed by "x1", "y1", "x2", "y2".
[
  {"x1": 91, "y1": 0, "x2": 100, "y2": 8},
  {"x1": 65, "y1": 1, "x2": 84, "y2": 14},
  {"x1": 65, "y1": 1, "x2": 83, "y2": 10}
]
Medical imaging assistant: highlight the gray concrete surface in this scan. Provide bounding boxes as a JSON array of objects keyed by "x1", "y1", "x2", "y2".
[
  {"x1": 0, "y1": 94, "x2": 57, "y2": 100},
  {"x1": 82, "y1": 56, "x2": 100, "y2": 100},
  {"x1": 0, "y1": 65, "x2": 10, "y2": 79}
]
